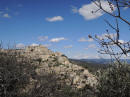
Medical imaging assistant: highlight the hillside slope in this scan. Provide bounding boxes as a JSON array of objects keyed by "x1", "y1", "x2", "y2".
[{"x1": 2, "y1": 45, "x2": 97, "y2": 89}]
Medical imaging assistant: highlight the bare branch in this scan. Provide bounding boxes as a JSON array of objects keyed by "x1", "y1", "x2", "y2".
[{"x1": 92, "y1": 0, "x2": 130, "y2": 25}]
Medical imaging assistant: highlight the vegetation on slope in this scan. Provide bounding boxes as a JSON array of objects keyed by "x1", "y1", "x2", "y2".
[
  {"x1": 0, "y1": 47, "x2": 96, "y2": 97},
  {"x1": 0, "y1": 46, "x2": 130, "y2": 97}
]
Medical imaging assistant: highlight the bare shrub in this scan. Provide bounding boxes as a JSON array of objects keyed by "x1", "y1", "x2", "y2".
[
  {"x1": 96, "y1": 63, "x2": 130, "y2": 97},
  {"x1": 0, "y1": 47, "x2": 36, "y2": 97},
  {"x1": 89, "y1": 0, "x2": 130, "y2": 97},
  {"x1": 0, "y1": 45, "x2": 93, "y2": 97}
]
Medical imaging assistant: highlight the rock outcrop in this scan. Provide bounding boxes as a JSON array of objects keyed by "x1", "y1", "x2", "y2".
[{"x1": 3, "y1": 45, "x2": 97, "y2": 89}]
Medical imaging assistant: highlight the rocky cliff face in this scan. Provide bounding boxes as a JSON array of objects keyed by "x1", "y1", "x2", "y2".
[{"x1": 4, "y1": 45, "x2": 97, "y2": 89}]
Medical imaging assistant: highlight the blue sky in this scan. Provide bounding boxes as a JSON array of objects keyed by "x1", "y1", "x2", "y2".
[{"x1": 0, "y1": 0, "x2": 130, "y2": 59}]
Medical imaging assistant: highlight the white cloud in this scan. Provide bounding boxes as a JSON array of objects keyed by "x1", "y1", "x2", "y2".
[
  {"x1": 88, "y1": 44, "x2": 96, "y2": 48},
  {"x1": 38, "y1": 36, "x2": 48, "y2": 41},
  {"x1": 118, "y1": 40, "x2": 125, "y2": 44},
  {"x1": 84, "y1": 44, "x2": 96, "y2": 50},
  {"x1": 104, "y1": 33, "x2": 117, "y2": 38},
  {"x1": 31, "y1": 43, "x2": 39, "y2": 46},
  {"x1": 96, "y1": 33, "x2": 117, "y2": 40},
  {"x1": 16, "y1": 43, "x2": 25, "y2": 49},
  {"x1": 73, "y1": 54, "x2": 89, "y2": 59},
  {"x1": 46, "y1": 16, "x2": 64, "y2": 22},
  {"x1": 72, "y1": 54, "x2": 99, "y2": 59},
  {"x1": 78, "y1": 1, "x2": 116, "y2": 20},
  {"x1": 87, "y1": 38, "x2": 93, "y2": 42},
  {"x1": 50, "y1": 37, "x2": 66, "y2": 42},
  {"x1": 3, "y1": 13, "x2": 11, "y2": 18},
  {"x1": 78, "y1": 37, "x2": 93, "y2": 42},
  {"x1": 123, "y1": 7, "x2": 128, "y2": 10},
  {"x1": 78, "y1": 37, "x2": 87, "y2": 42},
  {"x1": 64, "y1": 45, "x2": 73, "y2": 48},
  {"x1": 95, "y1": 33, "x2": 126, "y2": 44}
]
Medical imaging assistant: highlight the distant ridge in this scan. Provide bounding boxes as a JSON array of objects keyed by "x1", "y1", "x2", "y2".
[{"x1": 70, "y1": 58, "x2": 130, "y2": 64}]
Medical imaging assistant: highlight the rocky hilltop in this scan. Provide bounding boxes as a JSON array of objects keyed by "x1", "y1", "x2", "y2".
[{"x1": 3, "y1": 45, "x2": 97, "y2": 89}]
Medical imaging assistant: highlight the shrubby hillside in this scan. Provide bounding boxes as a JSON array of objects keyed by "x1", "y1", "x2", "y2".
[
  {"x1": 0, "y1": 45, "x2": 97, "y2": 97},
  {"x1": 1, "y1": 45, "x2": 130, "y2": 97}
]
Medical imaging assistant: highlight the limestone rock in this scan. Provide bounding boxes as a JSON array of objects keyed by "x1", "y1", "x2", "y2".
[{"x1": 3, "y1": 45, "x2": 97, "y2": 89}]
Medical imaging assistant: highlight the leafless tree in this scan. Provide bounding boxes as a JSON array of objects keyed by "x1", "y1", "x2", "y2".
[
  {"x1": 88, "y1": 1, "x2": 130, "y2": 97},
  {"x1": 89, "y1": 0, "x2": 130, "y2": 65},
  {"x1": 91, "y1": 0, "x2": 130, "y2": 25}
]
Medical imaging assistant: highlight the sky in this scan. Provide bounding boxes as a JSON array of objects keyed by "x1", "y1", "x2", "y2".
[{"x1": 0, "y1": 0, "x2": 130, "y2": 59}]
